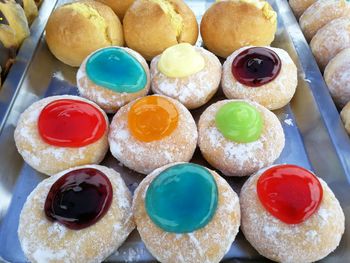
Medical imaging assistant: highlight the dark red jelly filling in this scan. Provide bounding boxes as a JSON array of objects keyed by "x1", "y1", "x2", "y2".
[
  {"x1": 44, "y1": 168, "x2": 113, "y2": 230},
  {"x1": 231, "y1": 47, "x2": 282, "y2": 87},
  {"x1": 257, "y1": 164, "x2": 323, "y2": 225}
]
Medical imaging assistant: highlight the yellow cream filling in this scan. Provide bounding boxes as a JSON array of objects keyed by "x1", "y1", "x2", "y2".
[
  {"x1": 158, "y1": 43, "x2": 205, "y2": 78},
  {"x1": 150, "y1": 0, "x2": 183, "y2": 38}
]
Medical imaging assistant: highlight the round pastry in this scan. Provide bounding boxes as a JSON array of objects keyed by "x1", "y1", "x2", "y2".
[
  {"x1": 300, "y1": 0, "x2": 350, "y2": 42},
  {"x1": 77, "y1": 46, "x2": 150, "y2": 113},
  {"x1": 133, "y1": 162, "x2": 241, "y2": 263},
  {"x1": 324, "y1": 48, "x2": 350, "y2": 108},
  {"x1": 95, "y1": 0, "x2": 134, "y2": 21},
  {"x1": 123, "y1": 0, "x2": 198, "y2": 61},
  {"x1": 108, "y1": 95, "x2": 197, "y2": 174},
  {"x1": 14, "y1": 95, "x2": 109, "y2": 176},
  {"x1": 45, "y1": 0, "x2": 124, "y2": 67},
  {"x1": 15, "y1": 0, "x2": 38, "y2": 24},
  {"x1": 289, "y1": 0, "x2": 316, "y2": 18},
  {"x1": 198, "y1": 99, "x2": 285, "y2": 177},
  {"x1": 340, "y1": 101, "x2": 350, "y2": 135},
  {"x1": 200, "y1": 0, "x2": 277, "y2": 58},
  {"x1": 150, "y1": 43, "x2": 222, "y2": 109},
  {"x1": 310, "y1": 17, "x2": 350, "y2": 71},
  {"x1": 18, "y1": 164, "x2": 135, "y2": 263},
  {"x1": 240, "y1": 164, "x2": 345, "y2": 262},
  {"x1": 222, "y1": 46, "x2": 297, "y2": 110}
]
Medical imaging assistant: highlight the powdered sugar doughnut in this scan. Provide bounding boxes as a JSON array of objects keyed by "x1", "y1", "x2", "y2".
[
  {"x1": 150, "y1": 45, "x2": 221, "y2": 109},
  {"x1": 222, "y1": 46, "x2": 297, "y2": 110},
  {"x1": 310, "y1": 17, "x2": 350, "y2": 71},
  {"x1": 18, "y1": 164, "x2": 135, "y2": 263},
  {"x1": 133, "y1": 162, "x2": 241, "y2": 263},
  {"x1": 240, "y1": 164, "x2": 345, "y2": 263},
  {"x1": 289, "y1": 0, "x2": 316, "y2": 18},
  {"x1": 324, "y1": 48, "x2": 350, "y2": 107},
  {"x1": 14, "y1": 95, "x2": 109, "y2": 176},
  {"x1": 108, "y1": 95, "x2": 197, "y2": 174},
  {"x1": 198, "y1": 99, "x2": 285, "y2": 177},
  {"x1": 340, "y1": 101, "x2": 350, "y2": 134}
]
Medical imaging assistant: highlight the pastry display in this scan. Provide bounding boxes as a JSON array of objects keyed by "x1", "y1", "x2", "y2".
[
  {"x1": 109, "y1": 95, "x2": 197, "y2": 174},
  {"x1": 222, "y1": 46, "x2": 297, "y2": 110},
  {"x1": 310, "y1": 17, "x2": 350, "y2": 71},
  {"x1": 14, "y1": 95, "x2": 109, "y2": 176},
  {"x1": 123, "y1": 0, "x2": 198, "y2": 61},
  {"x1": 45, "y1": 0, "x2": 124, "y2": 67},
  {"x1": 18, "y1": 164, "x2": 134, "y2": 263},
  {"x1": 200, "y1": 0, "x2": 277, "y2": 58},
  {"x1": 341, "y1": 101, "x2": 350, "y2": 134},
  {"x1": 300, "y1": 0, "x2": 350, "y2": 42},
  {"x1": 198, "y1": 99, "x2": 285, "y2": 177},
  {"x1": 77, "y1": 46, "x2": 150, "y2": 113},
  {"x1": 289, "y1": 0, "x2": 316, "y2": 18},
  {"x1": 324, "y1": 48, "x2": 350, "y2": 108},
  {"x1": 240, "y1": 164, "x2": 345, "y2": 262},
  {"x1": 95, "y1": 0, "x2": 134, "y2": 21},
  {"x1": 15, "y1": 0, "x2": 38, "y2": 24},
  {"x1": 150, "y1": 43, "x2": 221, "y2": 109},
  {"x1": 133, "y1": 162, "x2": 241, "y2": 263}
]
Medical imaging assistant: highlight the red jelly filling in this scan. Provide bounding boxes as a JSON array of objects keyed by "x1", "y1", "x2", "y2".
[
  {"x1": 232, "y1": 47, "x2": 281, "y2": 87},
  {"x1": 44, "y1": 168, "x2": 113, "y2": 230},
  {"x1": 38, "y1": 99, "x2": 106, "y2": 147},
  {"x1": 257, "y1": 164, "x2": 323, "y2": 224}
]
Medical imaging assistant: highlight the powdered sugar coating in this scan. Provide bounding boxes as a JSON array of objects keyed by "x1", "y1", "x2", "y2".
[
  {"x1": 150, "y1": 47, "x2": 222, "y2": 109},
  {"x1": 108, "y1": 95, "x2": 198, "y2": 174},
  {"x1": 289, "y1": 0, "x2": 316, "y2": 18},
  {"x1": 198, "y1": 99, "x2": 285, "y2": 177},
  {"x1": 240, "y1": 166, "x2": 345, "y2": 263},
  {"x1": 132, "y1": 162, "x2": 240, "y2": 263},
  {"x1": 14, "y1": 95, "x2": 109, "y2": 176},
  {"x1": 18, "y1": 164, "x2": 135, "y2": 263},
  {"x1": 222, "y1": 46, "x2": 297, "y2": 110},
  {"x1": 77, "y1": 47, "x2": 151, "y2": 113}
]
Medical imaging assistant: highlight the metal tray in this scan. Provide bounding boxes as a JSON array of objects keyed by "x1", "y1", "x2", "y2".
[{"x1": 1, "y1": 0, "x2": 350, "y2": 262}]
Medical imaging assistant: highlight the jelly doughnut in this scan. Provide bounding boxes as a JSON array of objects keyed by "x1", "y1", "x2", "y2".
[{"x1": 289, "y1": 0, "x2": 316, "y2": 18}]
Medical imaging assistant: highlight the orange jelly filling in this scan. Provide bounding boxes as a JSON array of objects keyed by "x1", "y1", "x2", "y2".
[{"x1": 128, "y1": 96, "x2": 179, "y2": 142}]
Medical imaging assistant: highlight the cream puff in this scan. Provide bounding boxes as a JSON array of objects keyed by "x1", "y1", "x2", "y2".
[
  {"x1": 340, "y1": 101, "x2": 350, "y2": 135},
  {"x1": 198, "y1": 99, "x2": 285, "y2": 177},
  {"x1": 108, "y1": 95, "x2": 197, "y2": 174},
  {"x1": 240, "y1": 164, "x2": 345, "y2": 262},
  {"x1": 18, "y1": 164, "x2": 134, "y2": 263},
  {"x1": 289, "y1": 0, "x2": 316, "y2": 18},
  {"x1": 133, "y1": 162, "x2": 241, "y2": 263},
  {"x1": 14, "y1": 95, "x2": 109, "y2": 176},
  {"x1": 45, "y1": 0, "x2": 124, "y2": 67},
  {"x1": 77, "y1": 46, "x2": 150, "y2": 113},
  {"x1": 150, "y1": 43, "x2": 221, "y2": 109},
  {"x1": 123, "y1": 0, "x2": 198, "y2": 61},
  {"x1": 222, "y1": 46, "x2": 297, "y2": 110},
  {"x1": 95, "y1": 0, "x2": 134, "y2": 21}
]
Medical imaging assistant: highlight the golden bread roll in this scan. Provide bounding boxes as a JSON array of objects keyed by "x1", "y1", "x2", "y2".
[
  {"x1": 289, "y1": 0, "x2": 316, "y2": 18},
  {"x1": 200, "y1": 0, "x2": 277, "y2": 58},
  {"x1": 123, "y1": 0, "x2": 198, "y2": 61},
  {"x1": 45, "y1": 0, "x2": 124, "y2": 67},
  {"x1": 95, "y1": 0, "x2": 134, "y2": 20}
]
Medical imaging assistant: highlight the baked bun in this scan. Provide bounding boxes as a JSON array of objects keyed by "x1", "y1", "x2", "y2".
[
  {"x1": 18, "y1": 164, "x2": 135, "y2": 263},
  {"x1": 95, "y1": 0, "x2": 134, "y2": 20},
  {"x1": 310, "y1": 17, "x2": 350, "y2": 71},
  {"x1": 289, "y1": 0, "x2": 316, "y2": 18},
  {"x1": 200, "y1": 0, "x2": 277, "y2": 58},
  {"x1": 14, "y1": 95, "x2": 109, "y2": 176},
  {"x1": 340, "y1": 101, "x2": 350, "y2": 134},
  {"x1": 151, "y1": 44, "x2": 222, "y2": 109},
  {"x1": 240, "y1": 164, "x2": 345, "y2": 263},
  {"x1": 123, "y1": 0, "x2": 198, "y2": 61},
  {"x1": 45, "y1": 0, "x2": 124, "y2": 67},
  {"x1": 15, "y1": 0, "x2": 38, "y2": 24},
  {"x1": 133, "y1": 162, "x2": 241, "y2": 263},
  {"x1": 324, "y1": 48, "x2": 350, "y2": 107},
  {"x1": 300, "y1": 0, "x2": 350, "y2": 42},
  {"x1": 198, "y1": 99, "x2": 285, "y2": 177},
  {"x1": 108, "y1": 95, "x2": 198, "y2": 174},
  {"x1": 222, "y1": 46, "x2": 297, "y2": 110}
]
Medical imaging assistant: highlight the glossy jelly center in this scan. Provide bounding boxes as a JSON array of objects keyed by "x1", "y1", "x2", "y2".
[
  {"x1": 145, "y1": 163, "x2": 218, "y2": 233},
  {"x1": 44, "y1": 168, "x2": 113, "y2": 230},
  {"x1": 86, "y1": 47, "x2": 147, "y2": 93},
  {"x1": 232, "y1": 47, "x2": 281, "y2": 87},
  {"x1": 257, "y1": 164, "x2": 323, "y2": 224},
  {"x1": 215, "y1": 101, "x2": 263, "y2": 143},
  {"x1": 128, "y1": 96, "x2": 179, "y2": 142},
  {"x1": 38, "y1": 99, "x2": 106, "y2": 147}
]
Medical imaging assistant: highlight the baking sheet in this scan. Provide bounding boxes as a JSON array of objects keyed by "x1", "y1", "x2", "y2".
[{"x1": 0, "y1": 0, "x2": 350, "y2": 262}]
